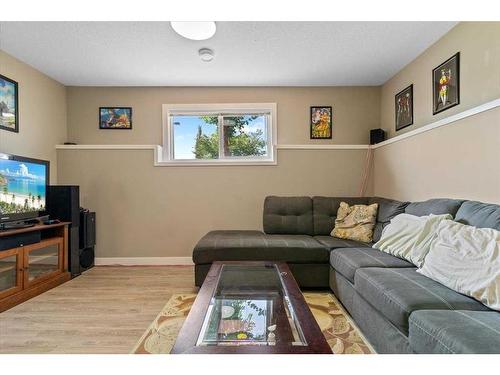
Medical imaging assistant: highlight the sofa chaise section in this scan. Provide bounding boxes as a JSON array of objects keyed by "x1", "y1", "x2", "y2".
[
  {"x1": 193, "y1": 196, "x2": 332, "y2": 287},
  {"x1": 193, "y1": 196, "x2": 374, "y2": 287},
  {"x1": 192, "y1": 230, "x2": 329, "y2": 287}
]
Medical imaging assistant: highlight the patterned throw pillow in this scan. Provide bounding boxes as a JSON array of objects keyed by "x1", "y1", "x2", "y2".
[{"x1": 331, "y1": 202, "x2": 378, "y2": 243}]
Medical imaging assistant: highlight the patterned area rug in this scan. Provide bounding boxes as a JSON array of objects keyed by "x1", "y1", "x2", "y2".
[{"x1": 131, "y1": 292, "x2": 375, "y2": 354}]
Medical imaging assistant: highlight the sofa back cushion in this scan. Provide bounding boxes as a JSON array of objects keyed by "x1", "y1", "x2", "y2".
[
  {"x1": 312, "y1": 197, "x2": 368, "y2": 235},
  {"x1": 405, "y1": 198, "x2": 464, "y2": 217},
  {"x1": 368, "y1": 197, "x2": 409, "y2": 242},
  {"x1": 455, "y1": 201, "x2": 500, "y2": 231},
  {"x1": 263, "y1": 196, "x2": 314, "y2": 235}
]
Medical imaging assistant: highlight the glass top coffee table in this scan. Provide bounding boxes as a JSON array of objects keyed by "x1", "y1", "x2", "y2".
[{"x1": 171, "y1": 262, "x2": 332, "y2": 354}]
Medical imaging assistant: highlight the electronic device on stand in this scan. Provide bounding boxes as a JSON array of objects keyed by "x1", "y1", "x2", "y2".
[
  {"x1": 46, "y1": 186, "x2": 96, "y2": 277},
  {"x1": 0, "y1": 153, "x2": 49, "y2": 230}
]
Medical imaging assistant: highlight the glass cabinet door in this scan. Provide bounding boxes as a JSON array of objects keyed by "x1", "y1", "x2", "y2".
[
  {"x1": 24, "y1": 238, "x2": 63, "y2": 287},
  {"x1": 0, "y1": 248, "x2": 23, "y2": 299}
]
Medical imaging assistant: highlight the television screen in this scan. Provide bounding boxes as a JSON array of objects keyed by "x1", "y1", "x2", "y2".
[{"x1": 0, "y1": 154, "x2": 48, "y2": 222}]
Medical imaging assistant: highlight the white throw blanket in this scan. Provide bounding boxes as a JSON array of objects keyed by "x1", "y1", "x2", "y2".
[
  {"x1": 418, "y1": 220, "x2": 500, "y2": 311},
  {"x1": 373, "y1": 213, "x2": 452, "y2": 267}
]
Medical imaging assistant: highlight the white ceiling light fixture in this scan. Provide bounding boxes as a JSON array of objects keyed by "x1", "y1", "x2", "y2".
[
  {"x1": 198, "y1": 48, "x2": 215, "y2": 62},
  {"x1": 171, "y1": 21, "x2": 216, "y2": 41}
]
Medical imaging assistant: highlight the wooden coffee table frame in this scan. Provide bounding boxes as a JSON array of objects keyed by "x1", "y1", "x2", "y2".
[{"x1": 171, "y1": 261, "x2": 332, "y2": 354}]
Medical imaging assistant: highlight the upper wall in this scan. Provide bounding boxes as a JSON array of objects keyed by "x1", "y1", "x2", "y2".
[
  {"x1": 381, "y1": 22, "x2": 500, "y2": 138},
  {"x1": 374, "y1": 22, "x2": 500, "y2": 203},
  {"x1": 0, "y1": 50, "x2": 67, "y2": 182},
  {"x1": 66, "y1": 86, "x2": 380, "y2": 145}
]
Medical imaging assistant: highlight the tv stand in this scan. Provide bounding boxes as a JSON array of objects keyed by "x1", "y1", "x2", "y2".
[{"x1": 0, "y1": 222, "x2": 71, "y2": 312}]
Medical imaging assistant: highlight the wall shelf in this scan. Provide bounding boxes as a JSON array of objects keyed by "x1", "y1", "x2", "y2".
[{"x1": 55, "y1": 98, "x2": 500, "y2": 164}]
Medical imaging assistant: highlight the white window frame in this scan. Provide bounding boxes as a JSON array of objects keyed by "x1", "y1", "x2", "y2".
[{"x1": 161, "y1": 103, "x2": 277, "y2": 166}]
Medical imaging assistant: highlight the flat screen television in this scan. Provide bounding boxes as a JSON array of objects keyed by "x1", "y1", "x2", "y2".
[{"x1": 0, "y1": 153, "x2": 49, "y2": 224}]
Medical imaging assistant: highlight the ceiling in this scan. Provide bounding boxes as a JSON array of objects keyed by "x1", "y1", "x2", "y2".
[{"x1": 0, "y1": 22, "x2": 457, "y2": 86}]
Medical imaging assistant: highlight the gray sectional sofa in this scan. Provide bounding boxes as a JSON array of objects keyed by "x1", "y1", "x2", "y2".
[{"x1": 192, "y1": 196, "x2": 500, "y2": 354}]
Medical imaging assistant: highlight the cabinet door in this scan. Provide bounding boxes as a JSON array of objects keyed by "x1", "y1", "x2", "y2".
[
  {"x1": 23, "y1": 238, "x2": 64, "y2": 288},
  {"x1": 0, "y1": 248, "x2": 23, "y2": 299}
]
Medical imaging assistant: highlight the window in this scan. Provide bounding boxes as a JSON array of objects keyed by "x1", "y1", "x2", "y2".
[{"x1": 163, "y1": 104, "x2": 276, "y2": 165}]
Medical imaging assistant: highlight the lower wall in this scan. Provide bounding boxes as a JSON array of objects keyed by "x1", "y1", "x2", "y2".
[
  {"x1": 373, "y1": 106, "x2": 500, "y2": 204},
  {"x1": 57, "y1": 148, "x2": 371, "y2": 258}
]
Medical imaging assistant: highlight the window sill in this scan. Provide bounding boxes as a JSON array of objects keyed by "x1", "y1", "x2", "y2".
[{"x1": 154, "y1": 159, "x2": 277, "y2": 167}]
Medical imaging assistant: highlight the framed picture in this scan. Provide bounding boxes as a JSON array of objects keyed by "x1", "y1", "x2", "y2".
[
  {"x1": 395, "y1": 84, "x2": 413, "y2": 131},
  {"x1": 99, "y1": 107, "x2": 133, "y2": 129},
  {"x1": 310, "y1": 106, "x2": 332, "y2": 139},
  {"x1": 0, "y1": 74, "x2": 19, "y2": 133},
  {"x1": 432, "y1": 52, "x2": 460, "y2": 115}
]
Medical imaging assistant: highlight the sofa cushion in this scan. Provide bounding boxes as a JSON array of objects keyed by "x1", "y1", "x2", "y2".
[
  {"x1": 192, "y1": 230, "x2": 328, "y2": 264},
  {"x1": 314, "y1": 236, "x2": 372, "y2": 250},
  {"x1": 455, "y1": 200, "x2": 500, "y2": 231},
  {"x1": 409, "y1": 310, "x2": 500, "y2": 354},
  {"x1": 404, "y1": 198, "x2": 464, "y2": 217},
  {"x1": 373, "y1": 213, "x2": 452, "y2": 268},
  {"x1": 354, "y1": 268, "x2": 490, "y2": 335},
  {"x1": 312, "y1": 196, "x2": 368, "y2": 235},
  {"x1": 263, "y1": 196, "x2": 314, "y2": 235},
  {"x1": 418, "y1": 220, "x2": 500, "y2": 311},
  {"x1": 331, "y1": 202, "x2": 378, "y2": 243},
  {"x1": 330, "y1": 247, "x2": 414, "y2": 283},
  {"x1": 368, "y1": 197, "x2": 409, "y2": 242}
]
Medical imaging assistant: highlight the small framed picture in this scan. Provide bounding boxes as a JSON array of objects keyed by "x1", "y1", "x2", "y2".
[
  {"x1": 310, "y1": 106, "x2": 332, "y2": 139},
  {"x1": 395, "y1": 84, "x2": 413, "y2": 131},
  {"x1": 99, "y1": 107, "x2": 133, "y2": 129},
  {"x1": 0, "y1": 74, "x2": 19, "y2": 133},
  {"x1": 433, "y1": 52, "x2": 460, "y2": 115}
]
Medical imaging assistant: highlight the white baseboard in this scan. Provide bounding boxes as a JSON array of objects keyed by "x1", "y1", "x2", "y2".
[{"x1": 95, "y1": 257, "x2": 193, "y2": 266}]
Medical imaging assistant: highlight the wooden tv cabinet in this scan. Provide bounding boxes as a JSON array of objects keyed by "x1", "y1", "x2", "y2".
[{"x1": 0, "y1": 222, "x2": 71, "y2": 312}]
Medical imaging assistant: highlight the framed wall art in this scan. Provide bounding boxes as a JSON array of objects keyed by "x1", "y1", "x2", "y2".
[
  {"x1": 395, "y1": 84, "x2": 413, "y2": 131},
  {"x1": 99, "y1": 107, "x2": 133, "y2": 129},
  {"x1": 310, "y1": 106, "x2": 332, "y2": 139},
  {"x1": 433, "y1": 52, "x2": 460, "y2": 115},
  {"x1": 0, "y1": 74, "x2": 19, "y2": 133}
]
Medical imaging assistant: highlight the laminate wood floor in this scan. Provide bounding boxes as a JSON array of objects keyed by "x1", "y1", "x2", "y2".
[{"x1": 0, "y1": 266, "x2": 197, "y2": 354}]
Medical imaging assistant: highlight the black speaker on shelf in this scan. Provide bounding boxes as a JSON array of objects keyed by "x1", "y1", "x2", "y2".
[
  {"x1": 46, "y1": 186, "x2": 80, "y2": 226},
  {"x1": 80, "y1": 211, "x2": 96, "y2": 249},
  {"x1": 370, "y1": 128, "x2": 386, "y2": 145},
  {"x1": 47, "y1": 186, "x2": 96, "y2": 277},
  {"x1": 79, "y1": 210, "x2": 96, "y2": 272},
  {"x1": 47, "y1": 186, "x2": 81, "y2": 277}
]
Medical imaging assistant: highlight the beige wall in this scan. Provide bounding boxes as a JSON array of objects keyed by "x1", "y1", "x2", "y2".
[
  {"x1": 381, "y1": 22, "x2": 500, "y2": 139},
  {"x1": 58, "y1": 148, "x2": 371, "y2": 258},
  {"x1": 0, "y1": 50, "x2": 67, "y2": 182},
  {"x1": 67, "y1": 86, "x2": 380, "y2": 145},
  {"x1": 374, "y1": 22, "x2": 500, "y2": 203},
  {"x1": 60, "y1": 86, "x2": 379, "y2": 258},
  {"x1": 373, "y1": 107, "x2": 500, "y2": 204}
]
